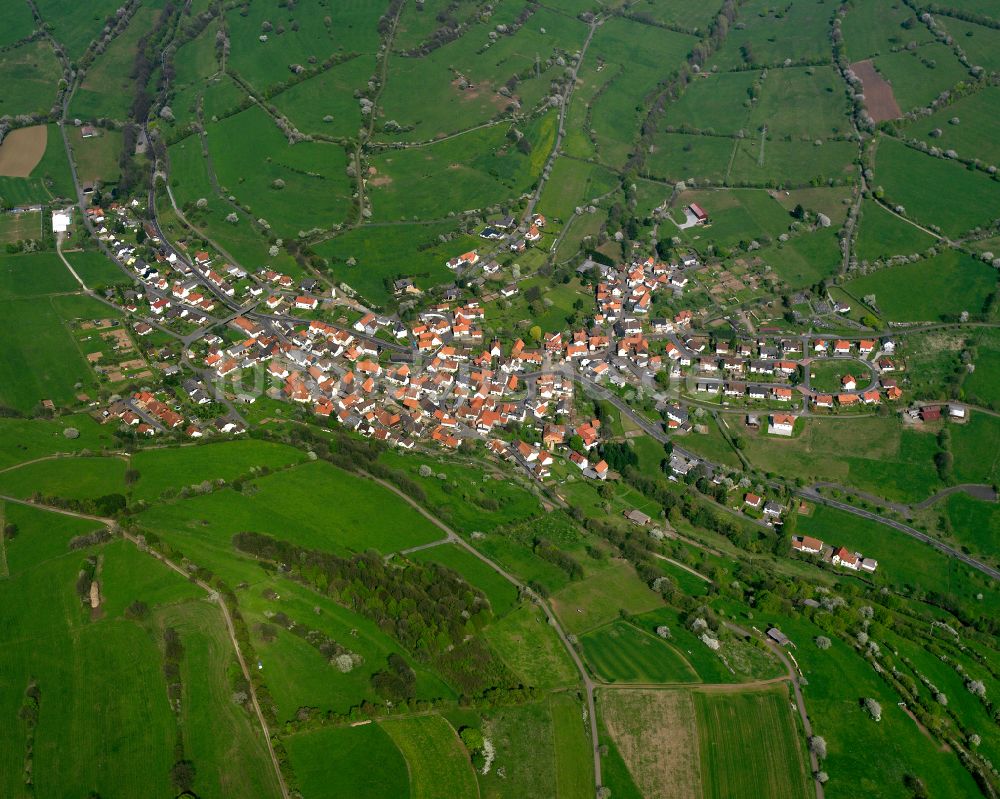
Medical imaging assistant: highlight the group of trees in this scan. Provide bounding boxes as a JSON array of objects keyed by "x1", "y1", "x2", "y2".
[{"x1": 232, "y1": 532, "x2": 491, "y2": 657}]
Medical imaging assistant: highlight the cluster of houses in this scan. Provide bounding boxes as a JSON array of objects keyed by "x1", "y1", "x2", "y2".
[{"x1": 792, "y1": 535, "x2": 878, "y2": 573}]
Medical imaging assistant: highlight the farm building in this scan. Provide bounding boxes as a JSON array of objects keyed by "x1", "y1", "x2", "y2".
[{"x1": 688, "y1": 203, "x2": 708, "y2": 224}]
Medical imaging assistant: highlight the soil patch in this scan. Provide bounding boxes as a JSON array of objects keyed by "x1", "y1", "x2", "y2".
[
  {"x1": 0, "y1": 125, "x2": 47, "y2": 177},
  {"x1": 600, "y1": 689, "x2": 702, "y2": 799},
  {"x1": 851, "y1": 60, "x2": 902, "y2": 122}
]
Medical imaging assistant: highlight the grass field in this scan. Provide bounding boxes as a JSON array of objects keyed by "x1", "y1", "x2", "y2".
[
  {"x1": 551, "y1": 560, "x2": 663, "y2": 636},
  {"x1": 713, "y1": 0, "x2": 835, "y2": 68},
  {"x1": 62, "y1": 250, "x2": 131, "y2": 288},
  {"x1": 873, "y1": 42, "x2": 971, "y2": 113},
  {"x1": 664, "y1": 72, "x2": 755, "y2": 134},
  {"x1": 313, "y1": 221, "x2": 482, "y2": 306},
  {"x1": 0, "y1": 2, "x2": 35, "y2": 48},
  {"x1": 34, "y1": 0, "x2": 124, "y2": 60},
  {"x1": 381, "y1": 715, "x2": 479, "y2": 799},
  {"x1": 285, "y1": 723, "x2": 410, "y2": 799},
  {"x1": 70, "y1": 6, "x2": 160, "y2": 121},
  {"x1": 271, "y1": 55, "x2": 375, "y2": 140},
  {"x1": 484, "y1": 604, "x2": 580, "y2": 689},
  {"x1": 369, "y1": 117, "x2": 552, "y2": 220},
  {"x1": 940, "y1": 17, "x2": 1000, "y2": 74},
  {"x1": 906, "y1": 85, "x2": 1000, "y2": 168},
  {"x1": 137, "y1": 459, "x2": 445, "y2": 558},
  {"x1": 743, "y1": 415, "x2": 943, "y2": 503},
  {"x1": 0, "y1": 414, "x2": 116, "y2": 470},
  {"x1": 646, "y1": 133, "x2": 735, "y2": 183},
  {"x1": 73, "y1": 128, "x2": 123, "y2": 185},
  {"x1": 130, "y1": 440, "x2": 306, "y2": 502},
  {"x1": 873, "y1": 137, "x2": 1000, "y2": 237},
  {"x1": 599, "y1": 688, "x2": 702, "y2": 799},
  {"x1": 411, "y1": 543, "x2": 519, "y2": 617},
  {"x1": 0, "y1": 211, "x2": 41, "y2": 243},
  {"x1": 536, "y1": 157, "x2": 619, "y2": 221},
  {"x1": 854, "y1": 199, "x2": 936, "y2": 261},
  {"x1": 694, "y1": 687, "x2": 809, "y2": 799},
  {"x1": 0, "y1": 455, "x2": 125, "y2": 500},
  {"x1": 208, "y1": 105, "x2": 352, "y2": 238},
  {"x1": 841, "y1": 0, "x2": 930, "y2": 62},
  {"x1": 761, "y1": 226, "x2": 843, "y2": 288},
  {"x1": 0, "y1": 40, "x2": 61, "y2": 116},
  {"x1": 844, "y1": 249, "x2": 996, "y2": 322},
  {"x1": 581, "y1": 620, "x2": 699, "y2": 684},
  {"x1": 0, "y1": 290, "x2": 118, "y2": 412},
  {"x1": 950, "y1": 412, "x2": 1000, "y2": 485},
  {"x1": 750, "y1": 66, "x2": 852, "y2": 139},
  {"x1": 727, "y1": 136, "x2": 858, "y2": 187},
  {"x1": 673, "y1": 188, "x2": 792, "y2": 253}
]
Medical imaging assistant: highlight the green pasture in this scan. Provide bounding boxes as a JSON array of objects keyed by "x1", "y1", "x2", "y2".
[
  {"x1": 873, "y1": 42, "x2": 971, "y2": 113},
  {"x1": 0, "y1": 414, "x2": 115, "y2": 470},
  {"x1": 728, "y1": 136, "x2": 857, "y2": 187},
  {"x1": 0, "y1": 211, "x2": 41, "y2": 244},
  {"x1": 712, "y1": 0, "x2": 835, "y2": 69},
  {"x1": 376, "y1": 6, "x2": 588, "y2": 142},
  {"x1": 586, "y1": 18, "x2": 697, "y2": 167},
  {"x1": 313, "y1": 221, "x2": 482, "y2": 306},
  {"x1": 73, "y1": 128, "x2": 123, "y2": 185},
  {"x1": 137, "y1": 459, "x2": 445, "y2": 558},
  {"x1": 34, "y1": 0, "x2": 124, "y2": 60},
  {"x1": 840, "y1": 0, "x2": 930, "y2": 61},
  {"x1": 773, "y1": 613, "x2": 983, "y2": 799},
  {"x1": 761, "y1": 226, "x2": 842, "y2": 288},
  {"x1": 646, "y1": 133, "x2": 734, "y2": 183},
  {"x1": 64, "y1": 250, "x2": 131, "y2": 288},
  {"x1": 854, "y1": 199, "x2": 936, "y2": 262},
  {"x1": 411, "y1": 543, "x2": 520, "y2": 617},
  {"x1": 751, "y1": 66, "x2": 852, "y2": 139},
  {"x1": 844, "y1": 249, "x2": 996, "y2": 322},
  {"x1": 0, "y1": 455, "x2": 125, "y2": 501},
  {"x1": 24, "y1": 127, "x2": 79, "y2": 201},
  {"x1": 550, "y1": 559, "x2": 663, "y2": 636},
  {"x1": 940, "y1": 17, "x2": 1000, "y2": 74},
  {"x1": 906, "y1": 86, "x2": 1000, "y2": 168},
  {"x1": 285, "y1": 724, "x2": 410, "y2": 799},
  {"x1": 0, "y1": 293, "x2": 117, "y2": 412},
  {"x1": 484, "y1": 604, "x2": 580, "y2": 690},
  {"x1": 368, "y1": 116, "x2": 553, "y2": 220},
  {"x1": 70, "y1": 6, "x2": 160, "y2": 120},
  {"x1": 0, "y1": 2, "x2": 35, "y2": 48},
  {"x1": 695, "y1": 687, "x2": 809, "y2": 799},
  {"x1": 225, "y1": 1, "x2": 381, "y2": 90},
  {"x1": 208, "y1": 105, "x2": 352, "y2": 237},
  {"x1": 581, "y1": 620, "x2": 699, "y2": 683},
  {"x1": 536, "y1": 157, "x2": 619, "y2": 221},
  {"x1": 742, "y1": 415, "x2": 943, "y2": 504},
  {"x1": 949, "y1": 412, "x2": 1000, "y2": 485},
  {"x1": 381, "y1": 715, "x2": 479, "y2": 799},
  {"x1": 130, "y1": 440, "x2": 305, "y2": 502},
  {"x1": 0, "y1": 251, "x2": 79, "y2": 299},
  {"x1": 271, "y1": 55, "x2": 375, "y2": 139},
  {"x1": 0, "y1": 40, "x2": 61, "y2": 116},
  {"x1": 664, "y1": 71, "x2": 756, "y2": 134}
]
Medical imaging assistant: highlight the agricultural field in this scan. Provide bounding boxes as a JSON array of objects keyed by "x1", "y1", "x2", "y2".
[
  {"x1": 483, "y1": 604, "x2": 580, "y2": 690},
  {"x1": 760, "y1": 226, "x2": 843, "y2": 287},
  {"x1": 0, "y1": 414, "x2": 116, "y2": 470},
  {"x1": 536, "y1": 157, "x2": 619, "y2": 221},
  {"x1": 844, "y1": 249, "x2": 997, "y2": 322},
  {"x1": 581, "y1": 620, "x2": 699, "y2": 683},
  {"x1": 672, "y1": 188, "x2": 793, "y2": 253},
  {"x1": 63, "y1": 250, "x2": 132, "y2": 288},
  {"x1": 72, "y1": 128, "x2": 123, "y2": 186},
  {"x1": 33, "y1": 0, "x2": 124, "y2": 60},
  {"x1": 694, "y1": 688, "x2": 809, "y2": 799},
  {"x1": 872, "y1": 43, "x2": 971, "y2": 113},
  {"x1": 380, "y1": 715, "x2": 479, "y2": 799},
  {"x1": 727, "y1": 136, "x2": 858, "y2": 187},
  {"x1": 0, "y1": 3, "x2": 36, "y2": 48},
  {"x1": 0, "y1": 455, "x2": 125, "y2": 501},
  {"x1": 939, "y1": 17, "x2": 1000, "y2": 74},
  {"x1": 599, "y1": 689, "x2": 703, "y2": 799},
  {"x1": 750, "y1": 66, "x2": 852, "y2": 140},
  {"x1": 646, "y1": 133, "x2": 735, "y2": 184},
  {"x1": 711, "y1": 0, "x2": 836, "y2": 69},
  {"x1": 550, "y1": 559, "x2": 663, "y2": 635},
  {"x1": 271, "y1": 55, "x2": 376, "y2": 139},
  {"x1": 840, "y1": 0, "x2": 929, "y2": 62}
]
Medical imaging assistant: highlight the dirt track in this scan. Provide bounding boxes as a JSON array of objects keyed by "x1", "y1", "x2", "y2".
[
  {"x1": 0, "y1": 125, "x2": 47, "y2": 177},
  {"x1": 851, "y1": 60, "x2": 902, "y2": 122}
]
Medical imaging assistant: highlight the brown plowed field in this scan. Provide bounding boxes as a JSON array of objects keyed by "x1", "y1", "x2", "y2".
[
  {"x1": 0, "y1": 125, "x2": 47, "y2": 177},
  {"x1": 852, "y1": 60, "x2": 902, "y2": 122}
]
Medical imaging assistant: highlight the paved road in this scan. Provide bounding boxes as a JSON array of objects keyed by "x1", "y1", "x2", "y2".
[
  {"x1": 0, "y1": 494, "x2": 290, "y2": 799},
  {"x1": 571, "y1": 374, "x2": 1000, "y2": 582},
  {"x1": 796, "y1": 488, "x2": 1000, "y2": 580}
]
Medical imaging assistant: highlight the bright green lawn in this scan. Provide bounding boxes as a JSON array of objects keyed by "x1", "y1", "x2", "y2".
[
  {"x1": 381, "y1": 715, "x2": 479, "y2": 799},
  {"x1": 581, "y1": 620, "x2": 699, "y2": 683}
]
